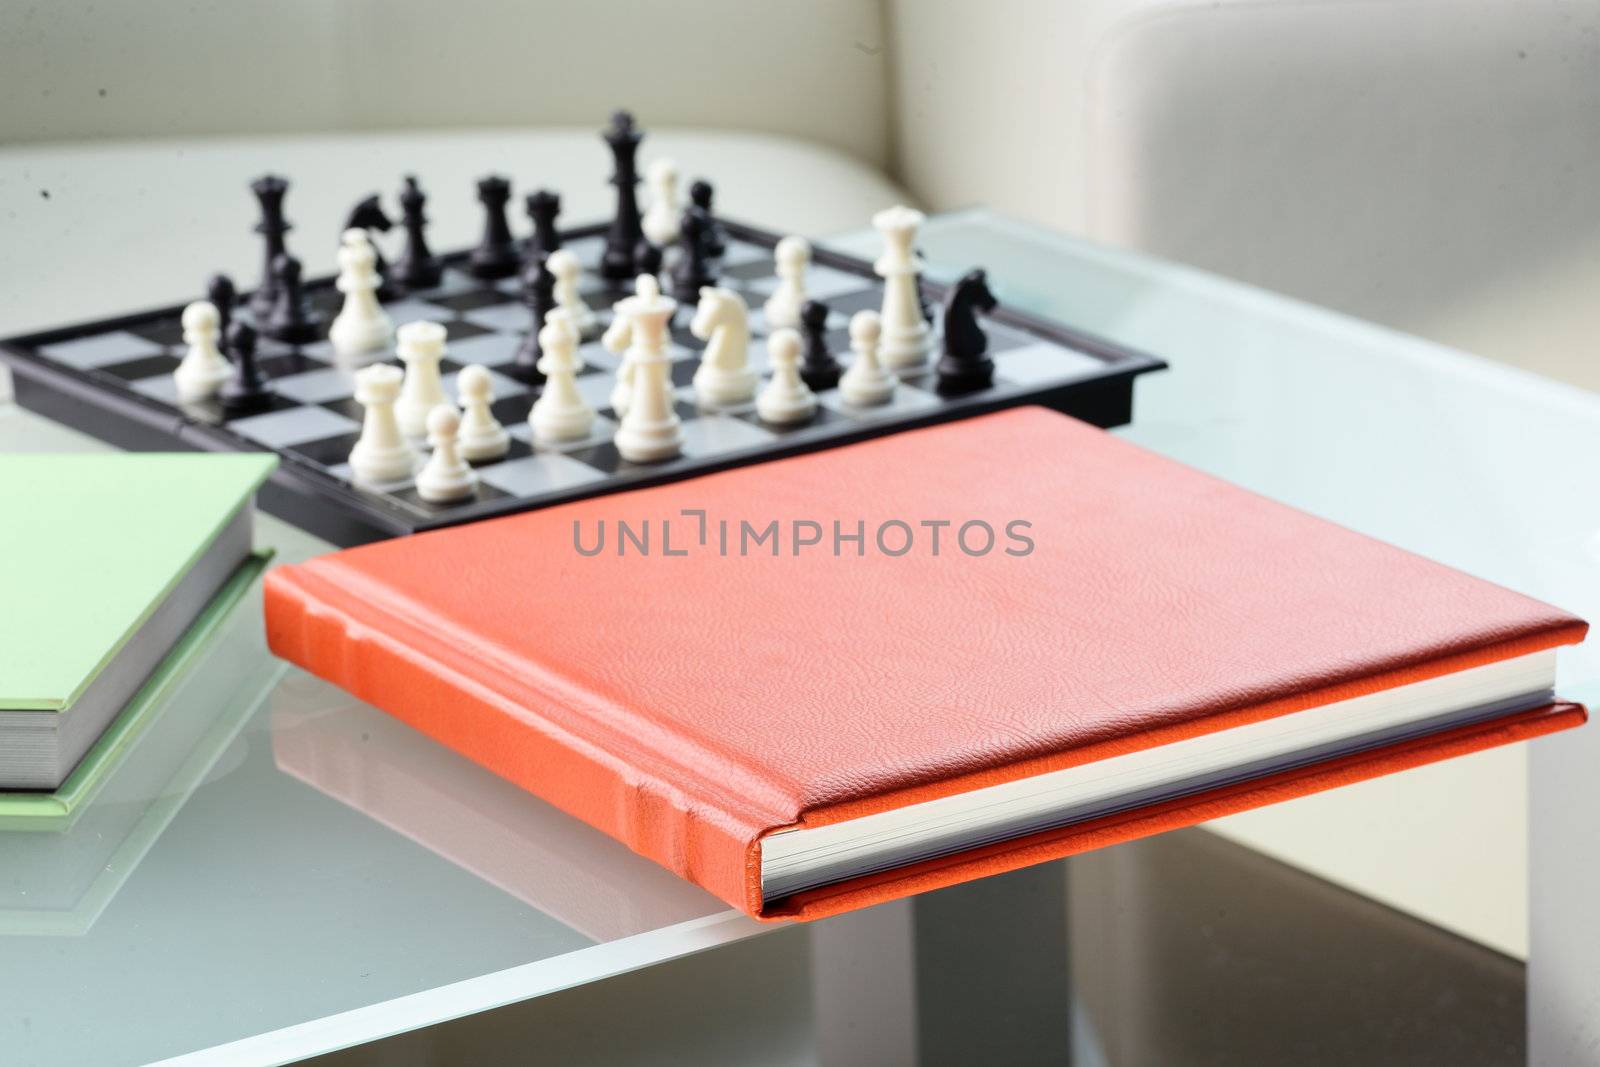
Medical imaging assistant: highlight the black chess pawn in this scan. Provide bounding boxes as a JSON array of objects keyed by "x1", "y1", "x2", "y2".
[
  {"x1": 264, "y1": 254, "x2": 321, "y2": 344},
  {"x1": 798, "y1": 300, "x2": 842, "y2": 391},
  {"x1": 688, "y1": 179, "x2": 726, "y2": 258},
  {"x1": 248, "y1": 175, "x2": 291, "y2": 320},
  {"x1": 511, "y1": 255, "x2": 556, "y2": 386},
  {"x1": 935, "y1": 268, "x2": 1000, "y2": 395},
  {"x1": 524, "y1": 189, "x2": 562, "y2": 264},
  {"x1": 634, "y1": 237, "x2": 663, "y2": 280},
  {"x1": 468, "y1": 175, "x2": 519, "y2": 279},
  {"x1": 600, "y1": 110, "x2": 645, "y2": 280},
  {"x1": 206, "y1": 273, "x2": 236, "y2": 343},
  {"x1": 219, "y1": 321, "x2": 274, "y2": 415},
  {"x1": 394, "y1": 175, "x2": 442, "y2": 289},
  {"x1": 345, "y1": 194, "x2": 399, "y2": 299},
  {"x1": 670, "y1": 208, "x2": 717, "y2": 306}
]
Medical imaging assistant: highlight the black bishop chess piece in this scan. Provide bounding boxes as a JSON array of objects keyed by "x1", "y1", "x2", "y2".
[
  {"x1": 798, "y1": 299, "x2": 842, "y2": 391},
  {"x1": 206, "y1": 273, "x2": 236, "y2": 344},
  {"x1": 511, "y1": 254, "x2": 556, "y2": 386},
  {"x1": 935, "y1": 268, "x2": 1000, "y2": 396},
  {"x1": 524, "y1": 189, "x2": 562, "y2": 264},
  {"x1": 248, "y1": 175, "x2": 291, "y2": 320},
  {"x1": 345, "y1": 195, "x2": 399, "y2": 299},
  {"x1": 394, "y1": 175, "x2": 442, "y2": 289},
  {"x1": 219, "y1": 321, "x2": 274, "y2": 415},
  {"x1": 600, "y1": 110, "x2": 645, "y2": 281},
  {"x1": 687, "y1": 179, "x2": 727, "y2": 258},
  {"x1": 264, "y1": 254, "x2": 322, "y2": 344},
  {"x1": 670, "y1": 207, "x2": 717, "y2": 306},
  {"x1": 468, "y1": 175, "x2": 519, "y2": 279}
]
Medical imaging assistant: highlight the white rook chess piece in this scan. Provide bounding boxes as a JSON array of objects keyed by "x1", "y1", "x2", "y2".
[
  {"x1": 348, "y1": 363, "x2": 416, "y2": 484},
  {"x1": 837, "y1": 309, "x2": 895, "y2": 407},
  {"x1": 872, "y1": 205, "x2": 932, "y2": 371},
  {"x1": 641, "y1": 158, "x2": 681, "y2": 248},
  {"x1": 530, "y1": 309, "x2": 595, "y2": 443},
  {"x1": 602, "y1": 293, "x2": 637, "y2": 415},
  {"x1": 173, "y1": 300, "x2": 232, "y2": 401},
  {"x1": 415, "y1": 404, "x2": 476, "y2": 503},
  {"x1": 329, "y1": 228, "x2": 394, "y2": 360},
  {"x1": 395, "y1": 320, "x2": 449, "y2": 436},
  {"x1": 690, "y1": 286, "x2": 757, "y2": 408},
  {"x1": 763, "y1": 235, "x2": 810, "y2": 330},
  {"x1": 613, "y1": 275, "x2": 684, "y2": 463},
  {"x1": 547, "y1": 249, "x2": 597, "y2": 336},
  {"x1": 756, "y1": 327, "x2": 817, "y2": 425},
  {"x1": 455, "y1": 364, "x2": 510, "y2": 461}
]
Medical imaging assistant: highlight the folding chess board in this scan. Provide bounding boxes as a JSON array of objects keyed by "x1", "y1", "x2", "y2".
[{"x1": 2, "y1": 220, "x2": 1165, "y2": 546}]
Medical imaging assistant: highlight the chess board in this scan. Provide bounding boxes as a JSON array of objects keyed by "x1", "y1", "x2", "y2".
[{"x1": 1, "y1": 220, "x2": 1165, "y2": 546}]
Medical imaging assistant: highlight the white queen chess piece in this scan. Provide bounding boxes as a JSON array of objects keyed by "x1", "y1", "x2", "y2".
[
  {"x1": 763, "y1": 235, "x2": 810, "y2": 330},
  {"x1": 415, "y1": 404, "x2": 476, "y2": 503},
  {"x1": 173, "y1": 300, "x2": 232, "y2": 402},
  {"x1": 529, "y1": 308, "x2": 596, "y2": 443},
  {"x1": 347, "y1": 363, "x2": 416, "y2": 484},
  {"x1": 837, "y1": 309, "x2": 895, "y2": 407},
  {"x1": 612, "y1": 275, "x2": 685, "y2": 462},
  {"x1": 329, "y1": 228, "x2": 394, "y2": 360},
  {"x1": 546, "y1": 249, "x2": 597, "y2": 336},
  {"x1": 641, "y1": 158, "x2": 681, "y2": 248},
  {"x1": 690, "y1": 286, "x2": 757, "y2": 408},
  {"x1": 872, "y1": 205, "x2": 933, "y2": 371},
  {"x1": 454, "y1": 364, "x2": 510, "y2": 461},
  {"x1": 395, "y1": 320, "x2": 449, "y2": 437},
  {"x1": 756, "y1": 327, "x2": 817, "y2": 425}
]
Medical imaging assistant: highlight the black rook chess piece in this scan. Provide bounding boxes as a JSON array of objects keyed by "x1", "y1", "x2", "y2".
[
  {"x1": 345, "y1": 194, "x2": 399, "y2": 299},
  {"x1": 670, "y1": 208, "x2": 716, "y2": 306},
  {"x1": 600, "y1": 110, "x2": 645, "y2": 281},
  {"x1": 248, "y1": 175, "x2": 291, "y2": 320},
  {"x1": 206, "y1": 273, "x2": 236, "y2": 344},
  {"x1": 935, "y1": 268, "x2": 1000, "y2": 395},
  {"x1": 524, "y1": 189, "x2": 562, "y2": 264},
  {"x1": 219, "y1": 321, "x2": 273, "y2": 415},
  {"x1": 688, "y1": 179, "x2": 726, "y2": 258},
  {"x1": 511, "y1": 254, "x2": 556, "y2": 386},
  {"x1": 798, "y1": 299, "x2": 842, "y2": 392},
  {"x1": 394, "y1": 175, "x2": 442, "y2": 289},
  {"x1": 468, "y1": 175, "x2": 519, "y2": 279},
  {"x1": 264, "y1": 254, "x2": 321, "y2": 344}
]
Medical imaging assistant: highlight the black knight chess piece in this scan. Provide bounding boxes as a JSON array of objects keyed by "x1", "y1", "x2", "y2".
[
  {"x1": 600, "y1": 110, "x2": 645, "y2": 280},
  {"x1": 935, "y1": 268, "x2": 1000, "y2": 395},
  {"x1": 264, "y1": 254, "x2": 322, "y2": 345},
  {"x1": 524, "y1": 188, "x2": 562, "y2": 265},
  {"x1": 248, "y1": 175, "x2": 291, "y2": 320},
  {"x1": 394, "y1": 175, "x2": 443, "y2": 289},
  {"x1": 798, "y1": 299, "x2": 842, "y2": 391},
  {"x1": 345, "y1": 194, "x2": 399, "y2": 299},
  {"x1": 468, "y1": 175, "x2": 519, "y2": 279},
  {"x1": 688, "y1": 179, "x2": 726, "y2": 258},
  {"x1": 511, "y1": 254, "x2": 556, "y2": 386},
  {"x1": 219, "y1": 321, "x2": 273, "y2": 415}
]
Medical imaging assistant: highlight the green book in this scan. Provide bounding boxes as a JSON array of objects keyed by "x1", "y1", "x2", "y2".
[{"x1": 0, "y1": 452, "x2": 276, "y2": 792}]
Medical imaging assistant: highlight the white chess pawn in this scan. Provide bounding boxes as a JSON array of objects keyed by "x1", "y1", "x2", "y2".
[
  {"x1": 641, "y1": 158, "x2": 681, "y2": 247},
  {"x1": 454, "y1": 364, "x2": 510, "y2": 461},
  {"x1": 173, "y1": 300, "x2": 232, "y2": 401},
  {"x1": 329, "y1": 228, "x2": 394, "y2": 360},
  {"x1": 872, "y1": 205, "x2": 933, "y2": 370},
  {"x1": 763, "y1": 236, "x2": 810, "y2": 330},
  {"x1": 690, "y1": 286, "x2": 757, "y2": 408},
  {"x1": 348, "y1": 363, "x2": 417, "y2": 484},
  {"x1": 837, "y1": 309, "x2": 895, "y2": 407},
  {"x1": 603, "y1": 294, "x2": 637, "y2": 415},
  {"x1": 547, "y1": 249, "x2": 597, "y2": 336},
  {"x1": 415, "y1": 404, "x2": 476, "y2": 503},
  {"x1": 756, "y1": 328, "x2": 817, "y2": 425},
  {"x1": 395, "y1": 320, "x2": 449, "y2": 436},
  {"x1": 530, "y1": 309, "x2": 595, "y2": 443},
  {"x1": 613, "y1": 275, "x2": 684, "y2": 463}
]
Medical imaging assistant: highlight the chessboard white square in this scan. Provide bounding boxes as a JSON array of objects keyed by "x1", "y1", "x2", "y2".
[
  {"x1": 478, "y1": 452, "x2": 608, "y2": 496},
  {"x1": 820, "y1": 381, "x2": 942, "y2": 420},
  {"x1": 509, "y1": 414, "x2": 619, "y2": 452},
  {"x1": 433, "y1": 269, "x2": 487, "y2": 297},
  {"x1": 680, "y1": 414, "x2": 777, "y2": 458},
  {"x1": 273, "y1": 366, "x2": 360, "y2": 404},
  {"x1": 383, "y1": 297, "x2": 456, "y2": 325},
  {"x1": 38, "y1": 331, "x2": 164, "y2": 370},
  {"x1": 744, "y1": 266, "x2": 876, "y2": 303},
  {"x1": 130, "y1": 374, "x2": 182, "y2": 404},
  {"x1": 230, "y1": 405, "x2": 359, "y2": 447},
  {"x1": 577, "y1": 340, "x2": 621, "y2": 371},
  {"x1": 461, "y1": 303, "x2": 531, "y2": 332},
  {"x1": 575, "y1": 371, "x2": 623, "y2": 411},
  {"x1": 564, "y1": 236, "x2": 606, "y2": 270},
  {"x1": 441, "y1": 366, "x2": 531, "y2": 403},
  {"x1": 993, "y1": 343, "x2": 1104, "y2": 386},
  {"x1": 717, "y1": 242, "x2": 771, "y2": 269},
  {"x1": 446, "y1": 332, "x2": 522, "y2": 368}
]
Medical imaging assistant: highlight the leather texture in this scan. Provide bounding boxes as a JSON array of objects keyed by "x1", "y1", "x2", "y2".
[{"x1": 264, "y1": 407, "x2": 1588, "y2": 920}]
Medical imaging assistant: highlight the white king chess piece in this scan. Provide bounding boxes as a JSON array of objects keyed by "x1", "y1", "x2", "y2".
[
  {"x1": 871, "y1": 205, "x2": 933, "y2": 371},
  {"x1": 395, "y1": 320, "x2": 449, "y2": 437},
  {"x1": 329, "y1": 228, "x2": 394, "y2": 360},
  {"x1": 529, "y1": 308, "x2": 596, "y2": 443},
  {"x1": 690, "y1": 286, "x2": 757, "y2": 408},
  {"x1": 763, "y1": 235, "x2": 810, "y2": 331},
  {"x1": 641, "y1": 158, "x2": 681, "y2": 248},
  {"x1": 173, "y1": 300, "x2": 232, "y2": 402},
  {"x1": 612, "y1": 275, "x2": 684, "y2": 463},
  {"x1": 347, "y1": 363, "x2": 417, "y2": 484}
]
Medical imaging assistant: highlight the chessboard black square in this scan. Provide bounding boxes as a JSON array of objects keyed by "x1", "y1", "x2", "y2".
[
  {"x1": 722, "y1": 259, "x2": 775, "y2": 283},
  {"x1": 430, "y1": 289, "x2": 513, "y2": 314},
  {"x1": 669, "y1": 360, "x2": 699, "y2": 388},
  {"x1": 490, "y1": 394, "x2": 533, "y2": 426},
  {"x1": 469, "y1": 437, "x2": 534, "y2": 467},
  {"x1": 737, "y1": 403, "x2": 846, "y2": 435},
  {"x1": 319, "y1": 397, "x2": 364, "y2": 422},
  {"x1": 129, "y1": 318, "x2": 185, "y2": 348},
  {"x1": 285, "y1": 431, "x2": 361, "y2": 467},
  {"x1": 443, "y1": 320, "x2": 494, "y2": 343},
  {"x1": 392, "y1": 480, "x2": 514, "y2": 512},
  {"x1": 94, "y1": 354, "x2": 181, "y2": 381},
  {"x1": 826, "y1": 289, "x2": 884, "y2": 316},
  {"x1": 257, "y1": 352, "x2": 329, "y2": 379}
]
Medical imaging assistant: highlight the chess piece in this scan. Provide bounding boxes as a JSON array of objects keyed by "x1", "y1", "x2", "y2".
[
  {"x1": 344, "y1": 194, "x2": 398, "y2": 300},
  {"x1": 602, "y1": 295, "x2": 638, "y2": 416},
  {"x1": 348, "y1": 363, "x2": 416, "y2": 484},
  {"x1": 670, "y1": 208, "x2": 717, "y2": 306},
  {"x1": 547, "y1": 249, "x2": 597, "y2": 336},
  {"x1": 248, "y1": 174, "x2": 291, "y2": 320},
  {"x1": 468, "y1": 175, "x2": 518, "y2": 279},
  {"x1": 415, "y1": 404, "x2": 476, "y2": 503},
  {"x1": 206, "y1": 273, "x2": 236, "y2": 341},
  {"x1": 329, "y1": 229, "x2": 394, "y2": 360},
  {"x1": 641, "y1": 158, "x2": 680, "y2": 247},
  {"x1": 600, "y1": 110, "x2": 645, "y2": 281},
  {"x1": 873, "y1": 205, "x2": 933, "y2": 370},
  {"x1": 529, "y1": 309, "x2": 595, "y2": 443},
  {"x1": 763, "y1": 235, "x2": 809, "y2": 330},
  {"x1": 218, "y1": 321, "x2": 273, "y2": 415},
  {"x1": 837, "y1": 309, "x2": 894, "y2": 407},
  {"x1": 798, "y1": 299, "x2": 842, "y2": 391},
  {"x1": 395, "y1": 320, "x2": 449, "y2": 436},
  {"x1": 935, "y1": 268, "x2": 1000, "y2": 395},
  {"x1": 756, "y1": 327, "x2": 817, "y2": 426},
  {"x1": 265, "y1": 253, "x2": 321, "y2": 344},
  {"x1": 688, "y1": 179, "x2": 726, "y2": 258},
  {"x1": 690, "y1": 286, "x2": 757, "y2": 408},
  {"x1": 173, "y1": 300, "x2": 232, "y2": 402},
  {"x1": 524, "y1": 189, "x2": 562, "y2": 264},
  {"x1": 511, "y1": 254, "x2": 556, "y2": 385},
  {"x1": 612, "y1": 275, "x2": 684, "y2": 462},
  {"x1": 635, "y1": 237, "x2": 663, "y2": 283},
  {"x1": 455, "y1": 364, "x2": 510, "y2": 461},
  {"x1": 394, "y1": 175, "x2": 443, "y2": 289}
]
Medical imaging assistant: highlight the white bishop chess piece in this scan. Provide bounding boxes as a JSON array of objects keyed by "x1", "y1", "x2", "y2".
[
  {"x1": 872, "y1": 205, "x2": 933, "y2": 371},
  {"x1": 173, "y1": 300, "x2": 232, "y2": 402},
  {"x1": 454, "y1": 364, "x2": 510, "y2": 461},
  {"x1": 641, "y1": 158, "x2": 681, "y2": 247},
  {"x1": 395, "y1": 320, "x2": 449, "y2": 436},
  {"x1": 690, "y1": 286, "x2": 757, "y2": 408},
  {"x1": 763, "y1": 235, "x2": 810, "y2": 330},
  {"x1": 756, "y1": 327, "x2": 817, "y2": 425},
  {"x1": 329, "y1": 228, "x2": 394, "y2": 361},
  {"x1": 546, "y1": 249, "x2": 597, "y2": 336},
  {"x1": 529, "y1": 308, "x2": 595, "y2": 443},
  {"x1": 612, "y1": 275, "x2": 684, "y2": 463},
  {"x1": 347, "y1": 363, "x2": 416, "y2": 484},
  {"x1": 415, "y1": 404, "x2": 476, "y2": 503},
  {"x1": 837, "y1": 309, "x2": 895, "y2": 407}
]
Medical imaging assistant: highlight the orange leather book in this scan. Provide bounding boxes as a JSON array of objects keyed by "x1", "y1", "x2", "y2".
[{"x1": 264, "y1": 408, "x2": 1587, "y2": 921}]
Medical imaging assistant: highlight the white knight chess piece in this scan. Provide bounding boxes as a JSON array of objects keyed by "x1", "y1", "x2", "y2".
[{"x1": 690, "y1": 286, "x2": 757, "y2": 408}]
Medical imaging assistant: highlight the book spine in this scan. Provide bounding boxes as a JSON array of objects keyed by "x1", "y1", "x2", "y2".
[{"x1": 263, "y1": 566, "x2": 765, "y2": 915}]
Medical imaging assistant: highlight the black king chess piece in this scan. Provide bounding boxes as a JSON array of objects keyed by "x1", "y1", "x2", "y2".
[
  {"x1": 219, "y1": 321, "x2": 273, "y2": 415},
  {"x1": 935, "y1": 268, "x2": 1000, "y2": 396},
  {"x1": 600, "y1": 110, "x2": 645, "y2": 281},
  {"x1": 468, "y1": 175, "x2": 519, "y2": 279},
  {"x1": 394, "y1": 175, "x2": 442, "y2": 289},
  {"x1": 524, "y1": 189, "x2": 562, "y2": 264},
  {"x1": 798, "y1": 299, "x2": 842, "y2": 391},
  {"x1": 248, "y1": 175, "x2": 291, "y2": 320},
  {"x1": 511, "y1": 254, "x2": 556, "y2": 386},
  {"x1": 345, "y1": 195, "x2": 399, "y2": 299}
]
